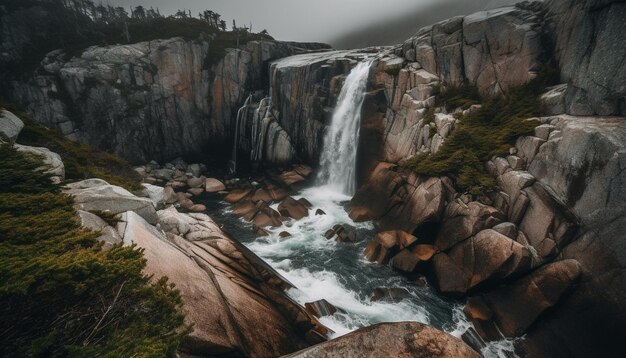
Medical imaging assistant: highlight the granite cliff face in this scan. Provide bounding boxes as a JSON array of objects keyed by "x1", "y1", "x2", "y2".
[{"x1": 3, "y1": 0, "x2": 626, "y2": 356}]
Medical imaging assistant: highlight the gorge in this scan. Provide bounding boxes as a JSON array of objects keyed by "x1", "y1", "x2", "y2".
[{"x1": 1, "y1": 0, "x2": 625, "y2": 357}]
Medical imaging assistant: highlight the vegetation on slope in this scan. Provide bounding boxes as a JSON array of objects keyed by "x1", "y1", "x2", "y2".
[
  {"x1": 0, "y1": 144, "x2": 188, "y2": 357},
  {"x1": 409, "y1": 69, "x2": 558, "y2": 195},
  {"x1": 1, "y1": 101, "x2": 142, "y2": 191},
  {"x1": 1, "y1": 0, "x2": 274, "y2": 75}
]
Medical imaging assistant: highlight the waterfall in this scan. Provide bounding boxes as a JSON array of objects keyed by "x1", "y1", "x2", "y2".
[
  {"x1": 317, "y1": 59, "x2": 373, "y2": 195},
  {"x1": 229, "y1": 95, "x2": 252, "y2": 174}
]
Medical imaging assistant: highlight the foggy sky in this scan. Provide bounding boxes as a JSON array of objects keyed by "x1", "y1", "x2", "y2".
[{"x1": 107, "y1": 0, "x2": 519, "y2": 47}]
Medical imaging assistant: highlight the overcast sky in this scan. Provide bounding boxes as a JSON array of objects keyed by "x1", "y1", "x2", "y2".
[{"x1": 107, "y1": 0, "x2": 518, "y2": 45}]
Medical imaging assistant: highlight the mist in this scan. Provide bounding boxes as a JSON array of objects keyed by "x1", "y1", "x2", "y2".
[{"x1": 105, "y1": 0, "x2": 519, "y2": 47}]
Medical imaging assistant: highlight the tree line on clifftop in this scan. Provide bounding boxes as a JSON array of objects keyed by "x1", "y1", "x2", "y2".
[{"x1": 1, "y1": 0, "x2": 273, "y2": 75}]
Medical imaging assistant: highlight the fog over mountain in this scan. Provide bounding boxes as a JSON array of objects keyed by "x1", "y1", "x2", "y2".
[{"x1": 107, "y1": 0, "x2": 519, "y2": 47}]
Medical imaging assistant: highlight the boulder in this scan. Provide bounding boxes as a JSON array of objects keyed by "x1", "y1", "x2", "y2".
[
  {"x1": 465, "y1": 260, "x2": 582, "y2": 339},
  {"x1": 205, "y1": 178, "x2": 226, "y2": 193},
  {"x1": 351, "y1": 163, "x2": 448, "y2": 233},
  {"x1": 0, "y1": 110, "x2": 24, "y2": 143},
  {"x1": 117, "y1": 210, "x2": 313, "y2": 356},
  {"x1": 188, "y1": 187, "x2": 204, "y2": 196},
  {"x1": 278, "y1": 196, "x2": 309, "y2": 220},
  {"x1": 187, "y1": 176, "x2": 205, "y2": 188},
  {"x1": 15, "y1": 144, "x2": 65, "y2": 183},
  {"x1": 224, "y1": 188, "x2": 251, "y2": 203},
  {"x1": 251, "y1": 188, "x2": 273, "y2": 203},
  {"x1": 435, "y1": 201, "x2": 502, "y2": 251},
  {"x1": 66, "y1": 179, "x2": 157, "y2": 224},
  {"x1": 284, "y1": 322, "x2": 480, "y2": 358},
  {"x1": 76, "y1": 209, "x2": 122, "y2": 248},
  {"x1": 315, "y1": 209, "x2": 326, "y2": 215},
  {"x1": 433, "y1": 229, "x2": 532, "y2": 294},
  {"x1": 364, "y1": 231, "x2": 417, "y2": 264},
  {"x1": 370, "y1": 287, "x2": 411, "y2": 302},
  {"x1": 141, "y1": 183, "x2": 165, "y2": 208},
  {"x1": 304, "y1": 299, "x2": 337, "y2": 318}
]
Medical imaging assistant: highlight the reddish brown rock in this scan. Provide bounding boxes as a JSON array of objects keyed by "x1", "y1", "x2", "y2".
[
  {"x1": 205, "y1": 178, "x2": 226, "y2": 193},
  {"x1": 370, "y1": 287, "x2": 411, "y2": 302},
  {"x1": 224, "y1": 188, "x2": 252, "y2": 203},
  {"x1": 285, "y1": 322, "x2": 480, "y2": 358},
  {"x1": 364, "y1": 231, "x2": 417, "y2": 264},
  {"x1": 350, "y1": 163, "x2": 449, "y2": 232},
  {"x1": 465, "y1": 259, "x2": 582, "y2": 340},
  {"x1": 251, "y1": 188, "x2": 273, "y2": 203},
  {"x1": 435, "y1": 201, "x2": 503, "y2": 251},
  {"x1": 278, "y1": 196, "x2": 309, "y2": 220}
]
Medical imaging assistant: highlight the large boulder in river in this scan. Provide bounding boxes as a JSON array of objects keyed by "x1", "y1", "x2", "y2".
[
  {"x1": 465, "y1": 259, "x2": 582, "y2": 340},
  {"x1": 117, "y1": 210, "x2": 315, "y2": 356},
  {"x1": 284, "y1": 321, "x2": 480, "y2": 358},
  {"x1": 278, "y1": 196, "x2": 309, "y2": 220}
]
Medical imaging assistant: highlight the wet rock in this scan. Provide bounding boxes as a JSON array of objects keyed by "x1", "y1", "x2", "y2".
[
  {"x1": 267, "y1": 186, "x2": 288, "y2": 201},
  {"x1": 297, "y1": 198, "x2": 313, "y2": 208},
  {"x1": 323, "y1": 229, "x2": 335, "y2": 240},
  {"x1": 188, "y1": 204, "x2": 206, "y2": 213},
  {"x1": 364, "y1": 230, "x2": 417, "y2": 264},
  {"x1": 187, "y1": 188, "x2": 204, "y2": 196},
  {"x1": 286, "y1": 322, "x2": 480, "y2": 358},
  {"x1": 187, "y1": 176, "x2": 205, "y2": 188},
  {"x1": 253, "y1": 225, "x2": 270, "y2": 237},
  {"x1": 278, "y1": 196, "x2": 309, "y2": 220},
  {"x1": 252, "y1": 206, "x2": 282, "y2": 228},
  {"x1": 370, "y1": 287, "x2": 411, "y2": 302},
  {"x1": 465, "y1": 260, "x2": 582, "y2": 339},
  {"x1": 205, "y1": 178, "x2": 225, "y2": 193},
  {"x1": 279, "y1": 231, "x2": 292, "y2": 238},
  {"x1": 251, "y1": 188, "x2": 273, "y2": 203},
  {"x1": 280, "y1": 170, "x2": 305, "y2": 186},
  {"x1": 336, "y1": 228, "x2": 359, "y2": 243},
  {"x1": 304, "y1": 299, "x2": 337, "y2": 318},
  {"x1": 224, "y1": 188, "x2": 251, "y2": 203}
]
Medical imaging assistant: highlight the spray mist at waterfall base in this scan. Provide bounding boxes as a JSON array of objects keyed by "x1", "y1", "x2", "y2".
[
  {"x1": 200, "y1": 186, "x2": 519, "y2": 358},
  {"x1": 202, "y1": 59, "x2": 518, "y2": 358}
]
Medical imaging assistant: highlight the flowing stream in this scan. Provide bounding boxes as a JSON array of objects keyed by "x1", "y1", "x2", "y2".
[{"x1": 202, "y1": 60, "x2": 518, "y2": 358}]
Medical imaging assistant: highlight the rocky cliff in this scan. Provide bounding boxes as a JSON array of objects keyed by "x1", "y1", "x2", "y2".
[{"x1": 3, "y1": 0, "x2": 626, "y2": 356}]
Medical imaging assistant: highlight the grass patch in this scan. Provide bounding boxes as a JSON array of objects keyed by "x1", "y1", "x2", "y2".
[
  {"x1": 409, "y1": 71, "x2": 557, "y2": 195},
  {"x1": 1, "y1": 101, "x2": 142, "y2": 191},
  {"x1": 434, "y1": 83, "x2": 481, "y2": 112},
  {"x1": 0, "y1": 144, "x2": 189, "y2": 356}
]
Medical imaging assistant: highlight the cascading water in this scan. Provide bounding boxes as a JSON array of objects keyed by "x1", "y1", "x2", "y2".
[
  {"x1": 317, "y1": 60, "x2": 373, "y2": 195},
  {"x1": 229, "y1": 95, "x2": 252, "y2": 174},
  {"x1": 206, "y1": 58, "x2": 518, "y2": 358}
]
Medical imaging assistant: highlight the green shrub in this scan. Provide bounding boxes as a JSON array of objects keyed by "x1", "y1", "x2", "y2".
[
  {"x1": 434, "y1": 83, "x2": 481, "y2": 111},
  {"x1": 409, "y1": 72, "x2": 556, "y2": 195},
  {"x1": 0, "y1": 102, "x2": 142, "y2": 191},
  {"x1": 0, "y1": 145, "x2": 189, "y2": 356}
]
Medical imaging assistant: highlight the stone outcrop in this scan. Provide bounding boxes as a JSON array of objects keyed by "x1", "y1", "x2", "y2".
[
  {"x1": 3, "y1": 34, "x2": 328, "y2": 163},
  {"x1": 15, "y1": 144, "x2": 65, "y2": 183},
  {"x1": 0, "y1": 109, "x2": 24, "y2": 143},
  {"x1": 545, "y1": 0, "x2": 626, "y2": 115},
  {"x1": 65, "y1": 178, "x2": 157, "y2": 224},
  {"x1": 285, "y1": 322, "x2": 480, "y2": 358},
  {"x1": 465, "y1": 259, "x2": 582, "y2": 340}
]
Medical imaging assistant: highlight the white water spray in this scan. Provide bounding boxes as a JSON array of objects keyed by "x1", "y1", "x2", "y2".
[{"x1": 317, "y1": 60, "x2": 373, "y2": 195}]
